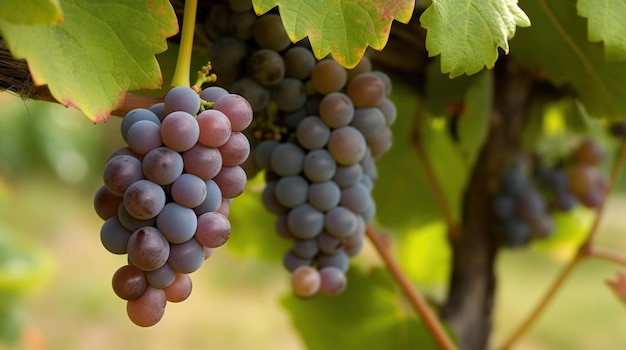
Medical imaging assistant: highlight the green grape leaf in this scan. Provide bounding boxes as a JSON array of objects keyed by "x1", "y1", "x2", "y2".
[
  {"x1": 511, "y1": 0, "x2": 626, "y2": 119},
  {"x1": 398, "y1": 221, "x2": 451, "y2": 285},
  {"x1": 420, "y1": 0, "x2": 530, "y2": 77},
  {"x1": 252, "y1": 0, "x2": 415, "y2": 68},
  {"x1": 0, "y1": 0, "x2": 62, "y2": 25},
  {"x1": 577, "y1": 0, "x2": 626, "y2": 61},
  {"x1": 282, "y1": 267, "x2": 444, "y2": 350},
  {"x1": 0, "y1": 0, "x2": 178, "y2": 122}
]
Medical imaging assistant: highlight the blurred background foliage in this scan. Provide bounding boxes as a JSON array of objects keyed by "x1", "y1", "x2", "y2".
[{"x1": 0, "y1": 70, "x2": 625, "y2": 349}]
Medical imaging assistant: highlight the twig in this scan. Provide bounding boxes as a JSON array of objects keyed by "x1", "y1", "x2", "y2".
[
  {"x1": 499, "y1": 137, "x2": 626, "y2": 349},
  {"x1": 583, "y1": 245, "x2": 626, "y2": 267},
  {"x1": 366, "y1": 223, "x2": 458, "y2": 350},
  {"x1": 410, "y1": 101, "x2": 461, "y2": 241}
]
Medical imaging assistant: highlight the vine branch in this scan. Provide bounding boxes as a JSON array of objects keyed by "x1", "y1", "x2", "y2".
[
  {"x1": 410, "y1": 100, "x2": 461, "y2": 241},
  {"x1": 499, "y1": 137, "x2": 626, "y2": 350},
  {"x1": 366, "y1": 223, "x2": 457, "y2": 350},
  {"x1": 583, "y1": 245, "x2": 626, "y2": 267}
]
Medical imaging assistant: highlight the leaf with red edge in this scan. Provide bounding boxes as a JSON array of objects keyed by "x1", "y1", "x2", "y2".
[
  {"x1": 0, "y1": 0, "x2": 178, "y2": 122},
  {"x1": 252, "y1": 0, "x2": 415, "y2": 68}
]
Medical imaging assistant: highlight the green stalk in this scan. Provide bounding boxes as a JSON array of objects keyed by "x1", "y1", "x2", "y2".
[{"x1": 170, "y1": 0, "x2": 198, "y2": 88}]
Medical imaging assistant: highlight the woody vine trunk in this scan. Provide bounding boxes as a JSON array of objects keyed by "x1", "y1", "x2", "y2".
[{"x1": 440, "y1": 59, "x2": 535, "y2": 349}]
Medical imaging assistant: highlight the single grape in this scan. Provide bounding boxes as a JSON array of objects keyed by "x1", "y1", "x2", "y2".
[
  {"x1": 350, "y1": 108, "x2": 387, "y2": 143},
  {"x1": 126, "y1": 286, "x2": 167, "y2": 327},
  {"x1": 247, "y1": 48, "x2": 285, "y2": 87},
  {"x1": 149, "y1": 103, "x2": 167, "y2": 121},
  {"x1": 319, "y1": 266, "x2": 347, "y2": 296},
  {"x1": 103, "y1": 154, "x2": 144, "y2": 196},
  {"x1": 296, "y1": 116, "x2": 331, "y2": 150},
  {"x1": 195, "y1": 212, "x2": 231, "y2": 248},
  {"x1": 197, "y1": 109, "x2": 232, "y2": 148},
  {"x1": 142, "y1": 147, "x2": 184, "y2": 185},
  {"x1": 160, "y1": 111, "x2": 200, "y2": 152},
  {"x1": 269, "y1": 142, "x2": 305, "y2": 176},
  {"x1": 171, "y1": 173, "x2": 207, "y2": 208},
  {"x1": 283, "y1": 46, "x2": 316, "y2": 80},
  {"x1": 100, "y1": 217, "x2": 133, "y2": 254},
  {"x1": 308, "y1": 181, "x2": 341, "y2": 212},
  {"x1": 311, "y1": 59, "x2": 347, "y2": 94},
  {"x1": 319, "y1": 92, "x2": 355, "y2": 128},
  {"x1": 302, "y1": 149, "x2": 337, "y2": 183},
  {"x1": 164, "y1": 273, "x2": 193, "y2": 303},
  {"x1": 213, "y1": 93, "x2": 254, "y2": 131},
  {"x1": 290, "y1": 265, "x2": 321, "y2": 298},
  {"x1": 164, "y1": 86, "x2": 201, "y2": 115},
  {"x1": 262, "y1": 181, "x2": 289, "y2": 215},
  {"x1": 156, "y1": 203, "x2": 198, "y2": 244},
  {"x1": 324, "y1": 206, "x2": 358, "y2": 238},
  {"x1": 213, "y1": 166, "x2": 247, "y2": 198},
  {"x1": 121, "y1": 109, "x2": 161, "y2": 142},
  {"x1": 126, "y1": 120, "x2": 163, "y2": 156},
  {"x1": 287, "y1": 203, "x2": 324, "y2": 239},
  {"x1": 340, "y1": 183, "x2": 371, "y2": 214},
  {"x1": 377, "y1": 97, "x2": 397, "y2": 126},
  {"x1": 127, "y1": 226, "x2": 170, "y2": 271},
  {"x1": 253, "y1": 14, "x2": 291, "y2": 52},
  {"x1": 219, "y1": 131, "x2": 250, "y2": 167},
  {"x1": 274, "y1": 175, "x2": 309, "y2": 208},
  {"x1": 94, "y1": 185, "x2": 123, "y2": 220},
  {"x1": 182, "y1": 144, "x2": 223, "y2": 180},
  {"x1": 168, "y1": 238, "x2": 205, "y2": 274},
  {"x1": 346, "y1": 72, "x2": 386, "y2": 108},
  {"x1": 123, "y1": 180, "x2": 166, "y2": 220},
  {"x1": 327, "y1": 126, "x2": 367, "y2": 166},
  {"x1": 112, "y1": 265, "x2": 147, "y2": 300}
]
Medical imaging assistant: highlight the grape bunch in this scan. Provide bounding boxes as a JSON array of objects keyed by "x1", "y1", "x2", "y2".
[
  {"x1": 204, "y1": 0, "x2": 396, "y2": 297},
  {"x1": 493, "y1": 138, "x2": 608, "y2": 248},
  {"x1": 93, "y1": 85, "x2": 253, "y2": 326}
]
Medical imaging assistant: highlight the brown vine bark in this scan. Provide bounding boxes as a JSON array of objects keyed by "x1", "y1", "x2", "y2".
[{"x1": 440, "y1": 59, "x2": 535, "y2": 349}]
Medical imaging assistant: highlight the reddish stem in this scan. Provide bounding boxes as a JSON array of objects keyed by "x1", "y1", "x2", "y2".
[{"x1": 366, "y1": 224, "x2": 458, "y2": 350}]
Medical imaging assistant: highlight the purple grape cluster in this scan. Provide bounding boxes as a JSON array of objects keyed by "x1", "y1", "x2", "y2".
[
  {"x1": 204, "y1": 0, "x2": 397, "y2": 298},
  {"x1": 93, "y1": 85, "x2": 253, "y2": 326},
  {"x1": 493, "y1": 138, "x2": 608, "y2": 248}
]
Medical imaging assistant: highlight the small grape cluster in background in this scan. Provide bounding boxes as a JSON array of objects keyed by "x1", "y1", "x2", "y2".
[
  {"x1": 204, "y1": 0, "x2": 397, "y2": 298},
  {"x1": 493, "y1": 138, "x2": 609, "y2": 248},
  {"x1": 93, "y1": 85, "x2": 252, "y2": 326}
]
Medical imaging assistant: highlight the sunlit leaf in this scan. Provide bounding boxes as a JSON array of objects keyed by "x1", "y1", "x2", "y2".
[
  {"x1": 0, "y1": 0, "x2": 178, "y2": 122},
  {"x1": 577, "y1": 0, "x2": 626, "y2": 61},
  {"x1": 252, "y1": 0, "x2": 415, "y2": 68},
  {"x1": 0, "y1": 0, "x2": 62, "y2": 25},
  {"x1": 420, "y1": 0, "x2": 530, "y2": 77}
]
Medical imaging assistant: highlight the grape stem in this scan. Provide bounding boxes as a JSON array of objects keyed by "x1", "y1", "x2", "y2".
[
  {"x1": 499, "y1": 137, "x2": 626, "y2": 350},
  {"x1": 170, "y1": 0, "x2": 198, "y2": 88},
  {"x1": 410, "y1": 99, "x2": 461, "y2": 241},
  {"x1": 583, "y1": 245, "x2": 626, "y2": 267},
  {"x1": 366, "y1": 224, "x2": 458, "y2": 350}
]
